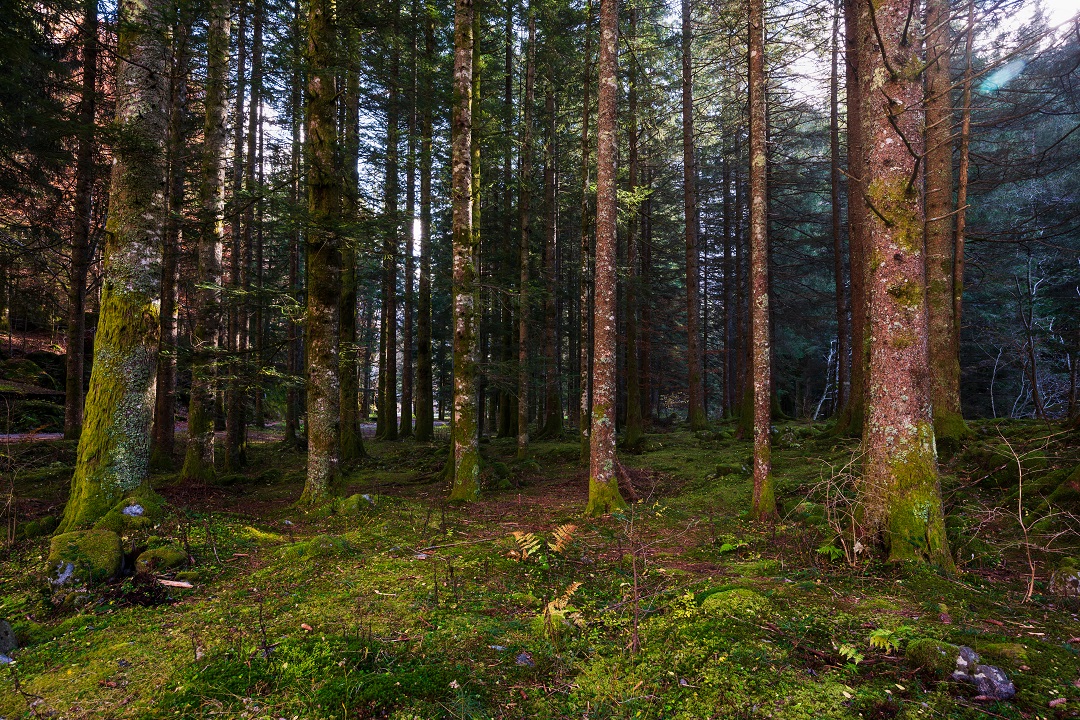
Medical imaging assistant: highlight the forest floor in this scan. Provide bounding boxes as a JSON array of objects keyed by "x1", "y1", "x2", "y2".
[{"x1": 2, "y1": 418, "x2": 1080, "y2": 719}]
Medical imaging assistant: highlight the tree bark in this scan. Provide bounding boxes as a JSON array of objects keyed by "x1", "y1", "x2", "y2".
[
  {"x1": 243, "y1": 0, "x2": 263, "y2": 432},
  {"x1": 380, "y1": 3, "x2": 401, "y2": 442},
  {"x1": 60, "y1": 0, "x2": 169, "y2": 531},
  {"x1": 859, "y1": 0, "x2": 952, "y2": 566},
  {"x1": 517, "y1": 13, "x2": 536, "y2": 459},
  {"x1": 540, "y1": 84, "x2": 562, "y2": 438},
  {"x1": 284, "y1": 0, "x2": 303, "y2": 447},
  {"x1": 623, "y1": 5, "x2": 643, "y2": 452},
  {"x1": 415, "y1": 8, "x2": 435, "y2": 442},
  {"x1": 400, "y1": 17, "x2": 417, "y2": 440},
  {"x1": 64, "y1": 0, "x2": 98, "y2": 441},
  {"x1": 578, "y1": 0, "x2": 593, "y2": 463},
  {"x1": 682, "y1": 0, "x2": 706, "y2": 430},
  {"x1": 448, "y1": 0, "x2": 480, "y2": 501},
  {"x1": 498, "y1": 0, "x2": 515, "y2": 440},
  {"x1": 748, "y1": 0, "x2": 774, "y2": 521},
  {"x1": 181, "y1": 0, "x2": 230, "y2": 484},
  {"x1": 586, "y1": 0, "x2": 626, "y2": 515},
  {"x1": 301, "y1": 0, "x2": 342, "y2": 503}
]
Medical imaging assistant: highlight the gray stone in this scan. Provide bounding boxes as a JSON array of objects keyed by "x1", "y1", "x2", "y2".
[
  {"x1": 121, "y1": 504, "x2": 145, "y2": 517},
  {"x1": 0, "y1": 653, "x2": 13, "y2": 665},
  {"x1": 0, "y1": 620, "x2": 15, "y2": 654},
  {"x1": 951, "y1": 646, "x2": 1016, "y2": 700}
]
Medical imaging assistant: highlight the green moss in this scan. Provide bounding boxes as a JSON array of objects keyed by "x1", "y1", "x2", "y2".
[
  {"x1": 905, "y1": 637, "x2": 958, "y2": 677},
  {"x1": 980, "y1": 642, "x2": 1027, "y2": 666},
  {"x1": 135, "y1": 544, "x2": 188, "y2": 572},
  {"x1": 585, "y1": 476, "x2": 627, "y2": 515},
  {"x1": 700, "y1": 588, "x2": 771, "y2": 617},
  {"x1": 886, "y1": 280, "x2": 923, "y2": 309},
  {"x1": 47, "y1": 529, "x2": 123, "y2": 584},
  {"x1": 92, "y1": 487, "x2": 167, "y2": 534},
  {"x1": 883, "y1": 425, "x2": 954, "y2": 570},
  {"x1": 933, "y1": 409, "x2": 971, "y2": 456},
  {"x1": 241, "y1": 526, "x2": 287, "y2": 544},
  {"x1": 280, "y1": 534, "x2": 354, "y2": 559},
  {"x1": 866, "y1": 177, "x2": 921, "y2": 256}
]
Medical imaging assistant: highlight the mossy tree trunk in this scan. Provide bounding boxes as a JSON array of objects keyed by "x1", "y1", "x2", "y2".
[
  {"x1": 748, "y1": 0, "x2": 775, "y2": 521},
  {"x1": 587, "y1": 0, "x2": 627, "y2": 516},
  {"x1": 301, "y1": 0, "x2": 342, "y2": 504},
  {"x1": 681, "y1": 0, "x2": 707, "y2": 431},
  {"x1": 540, "y1": 84, "x2": 563, "y2": 440},
  {"x1": 59, "y1": 0, "x2": 170, "y2": 533},
  {"x1": 414, "y1": 7, "x2": 435, "y2": 442},
  {"x1": 64, "y1": 0, "x2": 98, "y2": 442},
  {"x1": 517, "y1": 13, "x2": 535, "y2": 460},
  {"x1": 448, "y1": 0, "x2": 480, "y2": 502},
  {"x1": 858, "y1": 0, "x2": 952, "y2": 567},
  {"x1": 181, "y1": 0, "x2": 230, "y2": 485},
  {"x1": 623, "y1": 7, "x2": 643, "y2": 453},
  {"x1": 924, "y1": 0, "x2": 968, "y2": 448},
  {"x1": 578, "y1": 0, "x2": 593, "y2": 464}
]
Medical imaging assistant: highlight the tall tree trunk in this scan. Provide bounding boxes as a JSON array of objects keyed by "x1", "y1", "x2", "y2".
[
  {"x1": 829, "y1": 0, "x2": 849, "y2": 415},
  {"x1": 340, "y1": 20, "x2": 365, "y2": 461},
  {"x1": 859, "y1": 0, "x2": 952, "y2": 566},
  {"x1": 415, "y1": 8, "x2": 435, "y2": 442},
  {"x1": 400, "y1": 16, "x2": 417, "y2": 440},
  {"x1": 244, "y1": 0, "x2": 263, "y2": 432},
  {"x1": 837, "y1": 0, "x2": 867, "y2": 435},
  {"x1": 448, "y1": 0, "x2": 480, "y2": 501},
  {"x1": 498, "y1": 0, "x2": 514, "y2": 439},
  {"x1": 578, "y1": 0, "x2": 593, "y2": 463},
  {"x1": 151, "y1": 12, "x2": 188, "y2": 469},
  {"x1": 380, "y1": 4, "x2": 401, "y2": 442},
  {"x1": 682, "y1": 0, "x2": 706, "y2": 430},
  {"x1": 722, "y1": 149, "x2": 735, "y2": 416},
  {"x1": 586, "y1": 0, "x2": 626, "y2": 515},
  {"x1": 181, "y1": 0, "x2": 230, "y2": 484},
  {"x1": 517, "y1": 12, "x2": 535, "y2": 459},
  {"x1": 301, "y1": 0, "x2": 342, "y2": 503},
  {"x1": 59, "y1": 0, "x2": 169, "y2": 531},
  {"x1": 64, "y1": 0, "x2": 98, "y2": 441},
  {"x1": 623, "y1": 5, "x2": 643, "y2": 452},
  {"x1": 925, "y1": 0, "x2": 966, "y2": 448},
  {"x1": 640, "y1": 161, "x2": 653, "y2": 421},
  {"x1": 953, "y1": 0, "x2": 974, "y2": 407},
  {"x1": 225, "y1": 0, "x2": 248, "y2": 471},
  {"x1": 748, "y1": 0, "x2": 774, "y2": 520},
  {"x1": 540, "y1": 84, "x2": 562, "y2": 438},
  {"x1": 284, "y1": 0, "x2": 303, "y2": 447}
]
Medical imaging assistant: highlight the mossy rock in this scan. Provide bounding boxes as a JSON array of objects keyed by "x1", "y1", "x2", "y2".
[
  {"x1": 700, "y1": 588, "x2": 771, "y2": 618},
  {"x1": 18, "y1": 515, "x2": 57, "y2": 539},
  {"x1": 48, "y1": 529, "x2": 123, "y2": 585},
  {"x1": 93, "y1": 488, "x2": 168, "y2": 534},
  {"x1": 280, "y1": 534, "x2": 354, "y2": 560},
  {"x1": 135, "y1": 544, "x2": 189, "y2": 572},
  {"x1": 338, "y1": 493, "x2": 376, "y2": 514},
  {"x1": 241, "y1": 526, "x2": 287, "y2": 545},
  {"x1": 713, "y1": 464, "x2": 743, "y2": 478},
  {"x1": 1046, "y1": 466, "x2": 1080, "y2": 509},
  {"x1": 987, "y1": 445, "x2": 1048, "y2": 488},
  {"x1": 905, "y1": 638, "x2": 958, "y2": 678}
]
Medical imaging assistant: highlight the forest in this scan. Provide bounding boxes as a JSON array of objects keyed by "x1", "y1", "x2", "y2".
[{"x1": 0, "y1": 0, "x2": 1079, "y2": 712}]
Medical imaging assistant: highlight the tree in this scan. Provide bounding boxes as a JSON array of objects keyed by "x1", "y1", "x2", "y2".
[
  {"x1": 682, "y1": 0, "x2": 707, "y2": 430},
  {"x1": 180, "y1": 0, "x2": 231, "y2": 484},
  {"x1": 301, "y1": 0, "x2": 343, "y2": 504},
  {"x1": 858, "y1": 0, "x2": 951, "y2": 566},
  {"x1": 578, "y1": 0, "x2": 594, "y2": 463},
  {"x1": 517, "y1": 12, "x2": 536, "y2": 459},
  {"x1": 748, "y1": 0, "x2": 774, "y2": 521},
  {"x1": 414, "y1": 4, "x2": 436, "y2": 442},
  {"x1": 623, "y1": 4, "x2": 643, "y2": 452},
  {"x1": 448, "y1": 0, "x2": 480, "y2": 501},
  {"x1": 59, "y1": 0, "x2": 170, "y2": 531},
  {"x1": 586, "y1": 0, "x2": 627, "y2": 515}
]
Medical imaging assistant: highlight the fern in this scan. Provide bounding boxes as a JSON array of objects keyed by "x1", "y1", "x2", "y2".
[
  {"x1": 867, "y1": 625, "x2": 913, "y2": 654},
  {"x1": 510, "y1": 531, "x2": 542, "y2": 562},
  {"x1": 543, "y1": 581, "x2": 584, "y2": 637},
  {"x1": 548, "y1": 524, "x2": 577, "y2": 555}
]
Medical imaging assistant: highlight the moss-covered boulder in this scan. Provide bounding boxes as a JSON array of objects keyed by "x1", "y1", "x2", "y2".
[
  {"x1": 337, "y1": 493, "x2": 376, "y2": 514},
  {"x1": 987, "y1": 444, "x2": 1047, "y2": 488},
  {"x1": 1049, "y1": 557, "x2": 1080, "y2": 597},
  {"x1": 48, "y1": 529, "x2": 123, "y2": 585},
  {"x1": 700, "y1": 588, "x2": 771, "y2": 618},
  {"x1": 905, "y1": 638, "x2": 958, "y2": 677},
  {"x1": 92, "y1": 488, "x2": 168, "y2": 535},
  {"x1": 18, "y1": 515, "x2": 57, "y2": 539},
  {"x1": 280, "y1": 534, "x2": 354, "y2": 560},
  {"x1": 134, "y1": 544, "x2": 188, "y2": 573}
]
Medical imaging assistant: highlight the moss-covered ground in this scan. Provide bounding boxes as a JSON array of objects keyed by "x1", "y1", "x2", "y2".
[{"x1": 2, "y1": 419, "x2": 1080, "y2": 719}]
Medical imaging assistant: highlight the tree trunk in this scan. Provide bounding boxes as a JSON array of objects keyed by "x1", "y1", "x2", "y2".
[
  {"x1": 722, "y1": 149, "x2": 735, "y2": 416},
  {"x1": 151, "y1": 12, "x2": 188, "y2": 469},
  {"x1": 224, "y1": 0, "x2": 248, "y2": 471},
  {"x1": 64, "y1": 0, "x2": 98, "y2": 442},
  {"x1": 578, "y1": 0, "x2": 593, "y2": 463},
  {"x1": 623, "y1": 6, "x2": 643, "y2": 452},
  {"x1": 400, "y1": 19, "x2": 417, "y2": 440},
  {"x1": 498, "y1": 0, "x2": 515, "y2": 440},
  {"x1": 448, "y1": 0, "x2": 480, "y2": 501},
  {"x1": 859, "y1": 0, "x2": 952, "y2": 566},
  {"x1": 829, "y1": 0, "x2": 849, "y2": 415},
  {"x1": 682, "y1": 0, "x2": 706, "y2": 430},
  {"x1": 415, "y1": 8, "x2": 435, "y2": 442},
  {"x1": 953, "y1": 0, "x2": 974, "y2": 409},
  {"x1": 586, "y1": 0, "x2": 626, "y2": 515},
  {"x1": 517, "y1": 13, "x2": 535, "y2": 459},
  {"x1": 181, "y1": 0, "x2": 230, "y2": 484},
  {"x1": 284, "y1": 0, "x2": 303, "y2": 447},
  {"x1": 59, "y1": 0, "x2": 169, "y2": 531},
  {"x1": 381, "y1": 6, "x2": 401, "y2": 442},
  {"x1": 540, "y1": 84, "x2": 562, "y2": 438},
  {"x1": 641, "y1": 161, "x2": 653, "y2": 422},
  {"x1": 924, "y1": 0, "x2": 966, "y2": 448},
  {"x1": 243, "y1": 0, "x2": 262, "y2": 432},
  {"x1": 340, "y1": 21, "x2": 365, "y2": 461},
  {"x1": 748, "y1": 0, "x2": 774, "y2": 521},
  {"x1": 301, "y1": 0, "x2": 342, "y2": 503}
]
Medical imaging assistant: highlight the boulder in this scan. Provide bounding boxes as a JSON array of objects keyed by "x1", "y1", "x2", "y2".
[
  {"x1": 951, "y1": 645, "x2": 1016, "y2": 700},
  {"x1": 48, "y1": 529, "x2": 123, "y2": 585},
  {"x1": 0, "y1": 619, "x2": 16, "y2": 654},
  {"x1": 134, "y1": 544, "x2": 189, "y2": 573},
  {"x1": 906, "y1": 637, "x2": 958, "y2": 677}
]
